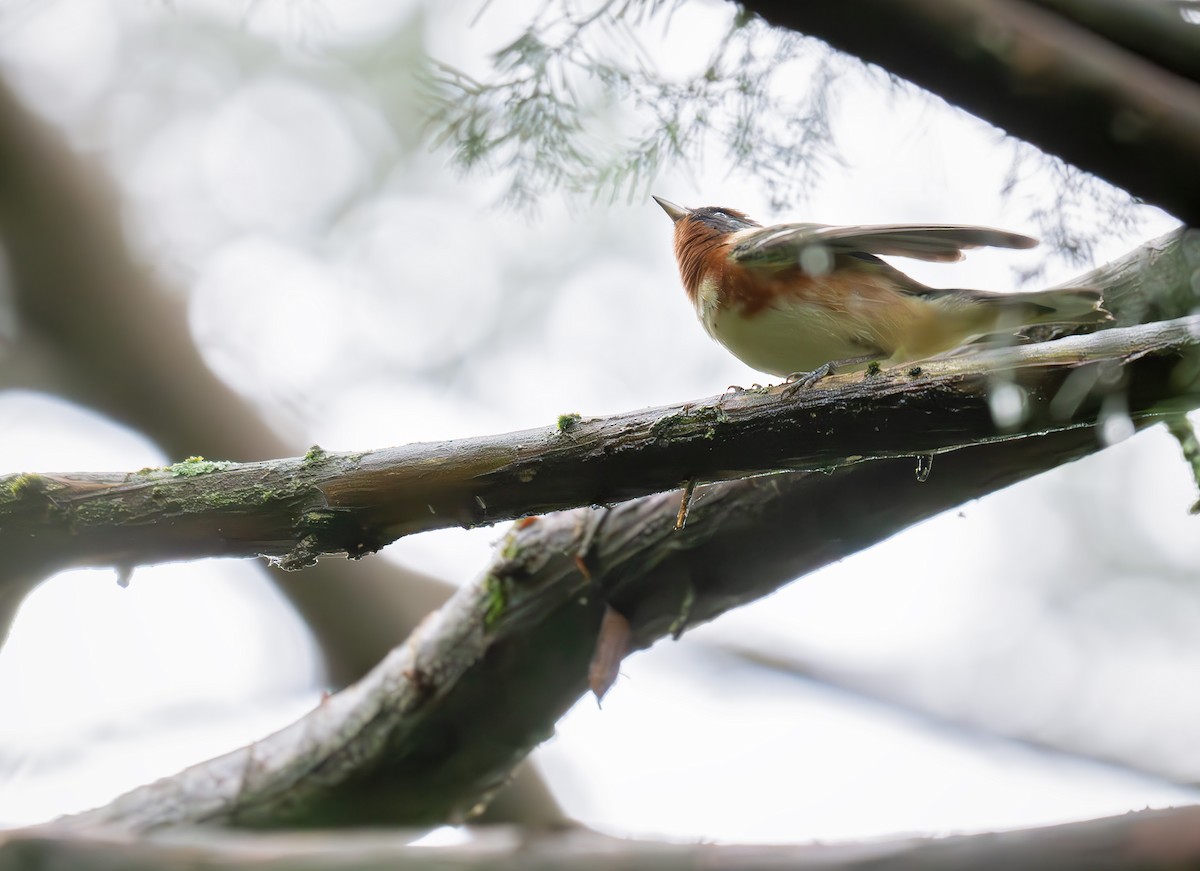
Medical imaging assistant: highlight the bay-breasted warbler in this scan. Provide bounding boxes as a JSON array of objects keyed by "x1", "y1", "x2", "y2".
[{"x1": 653, "y1": 196, "x2": 1111, "y2": 382}]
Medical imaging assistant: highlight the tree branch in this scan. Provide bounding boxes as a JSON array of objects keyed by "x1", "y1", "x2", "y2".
[
  {"x1": 0, "y1": 74, "x2": 455, "y2": 684},
  {"x1": 31, "y1": 222, "x2": 1195, "y2": 826},
  {"x1": 1, "y1": 315, "x2": 1197, "y2": 579},
  {"x1": 1026, "y1": 0, "x2": 1200, "y2": 84},
  {"x1": 11, "y1": 807, "x2": 1200, "y2": 871},
  {"x1": 0, "y1": 73, "x2": 562, "y2": 825},
  {"x1": 40, "y1": 407, "x2": 1164, "y2": 828},
  {"x1": 742, "y1": 0, "x2": 1200, "y2": 225}
]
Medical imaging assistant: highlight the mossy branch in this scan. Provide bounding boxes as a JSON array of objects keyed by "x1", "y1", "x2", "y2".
[
  {"x1": 0, "y1": 313, "x2": 1197, "y2": 583},
  {"x1": 20, "y1": 226, "x2": 1200, "y2": 832},
  {"x1": 3, "y1": 226, "x2": 1193, "y2": 586},
  {"x1": 44, "y1": 416, "x2": 1146, "y2": 831}
]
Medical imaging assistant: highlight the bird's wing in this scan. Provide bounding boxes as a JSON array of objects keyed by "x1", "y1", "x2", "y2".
[{"x1": 729, "y1": 223, "x2": 1038, "y2": 267}]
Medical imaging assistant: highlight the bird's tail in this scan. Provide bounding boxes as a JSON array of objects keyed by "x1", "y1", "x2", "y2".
[
  {"x1": 939, "y1": 286, "x2": 1113, "y2": 329},
  {"x1": 1006, "y1": 287, "x2": 1113, "y2": 327}
]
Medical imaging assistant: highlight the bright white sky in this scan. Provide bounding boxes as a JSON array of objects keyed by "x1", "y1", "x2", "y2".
[{"x1": 0, "y1": 0, "x2": 1197, "y2": 844}]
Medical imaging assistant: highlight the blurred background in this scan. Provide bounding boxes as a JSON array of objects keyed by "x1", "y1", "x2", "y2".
[{"x1": 0, "y1": 0, "x2": 1197, "y2": 844}]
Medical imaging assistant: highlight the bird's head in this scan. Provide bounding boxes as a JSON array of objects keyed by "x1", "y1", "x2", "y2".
[
  {"x1": 652, "y1": 196, "x2": 758, "y2": 238},
  {"x1": 653, "y1": 197, "x2": 760, "y2": 300}
]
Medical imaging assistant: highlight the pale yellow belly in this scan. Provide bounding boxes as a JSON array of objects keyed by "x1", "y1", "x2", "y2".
[
  {"x1": 696, "y1": 278, "x2": 996, "y2": 377},
  {"x1": 702, "y1": 301, "x2": 878, "y2": 377}
]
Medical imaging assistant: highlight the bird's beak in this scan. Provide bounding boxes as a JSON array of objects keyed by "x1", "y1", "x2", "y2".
[{"x1": 652, "y1": 195, "x2": 691, "y2": 223}]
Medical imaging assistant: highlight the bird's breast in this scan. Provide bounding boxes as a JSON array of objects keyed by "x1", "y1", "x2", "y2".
[
  {"x1": 701, "y1": 297, "x2": 880, "y2": 377},
  {"x1": 694, "y1": 267, "x2": 924, "y2": 377}
]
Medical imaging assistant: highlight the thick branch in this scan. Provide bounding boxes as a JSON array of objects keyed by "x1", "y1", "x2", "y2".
[
  {"x1": 743, "y1": 0, "x2": 1200, "y2": 224},
  {"x1": 36, "y1": 236, "x2": 1196, "y2": 830},
  {"x1": 45, "y1": 414, "x2": 1157, "y2": 829},
  {"x1": 2, "y1": 316, "x2": 1197, "y2": 577},
  {"x1": 0, "y1": 74, "x2": 560, "y2": 824},
  {"x1": 1026, "y1": 0, "x2": 1200, "y2": 84},
  {"x1": 0, "y1": 72, "x2": 448, "y2": 686},
  {"x1": 12, "y1": 807, "x2": 1200, "y2": 871}
]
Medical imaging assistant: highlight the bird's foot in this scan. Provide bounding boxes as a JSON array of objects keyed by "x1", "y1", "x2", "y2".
[
  {"x1": 781, "y1": 363, "x2": 837, "y2": 397},
  {"x1": 780, "y1": 354, "x2": 883, "y2": 398}
]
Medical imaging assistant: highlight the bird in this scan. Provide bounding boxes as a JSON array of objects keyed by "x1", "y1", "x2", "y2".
[{"x1": 652, "y1": 196, "x2": 1112, "y2": 384}]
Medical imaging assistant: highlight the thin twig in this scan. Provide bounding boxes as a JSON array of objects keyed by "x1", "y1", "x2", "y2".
[
  {"x1": 1166, "y1": 413, "x2": 1200, "y2": 513},
  {"x1": 674, "y1": 479, "x2": 697, "y2": 529}
]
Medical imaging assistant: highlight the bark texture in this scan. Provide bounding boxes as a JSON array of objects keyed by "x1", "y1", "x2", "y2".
[{"x1": 1, "y1": 315, "x2": 1196, "y2": 579}]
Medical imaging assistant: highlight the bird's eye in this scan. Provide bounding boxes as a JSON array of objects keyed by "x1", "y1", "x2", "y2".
[{"x1": 712, "y1": 211, "x2": 728, "y2": 220}]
